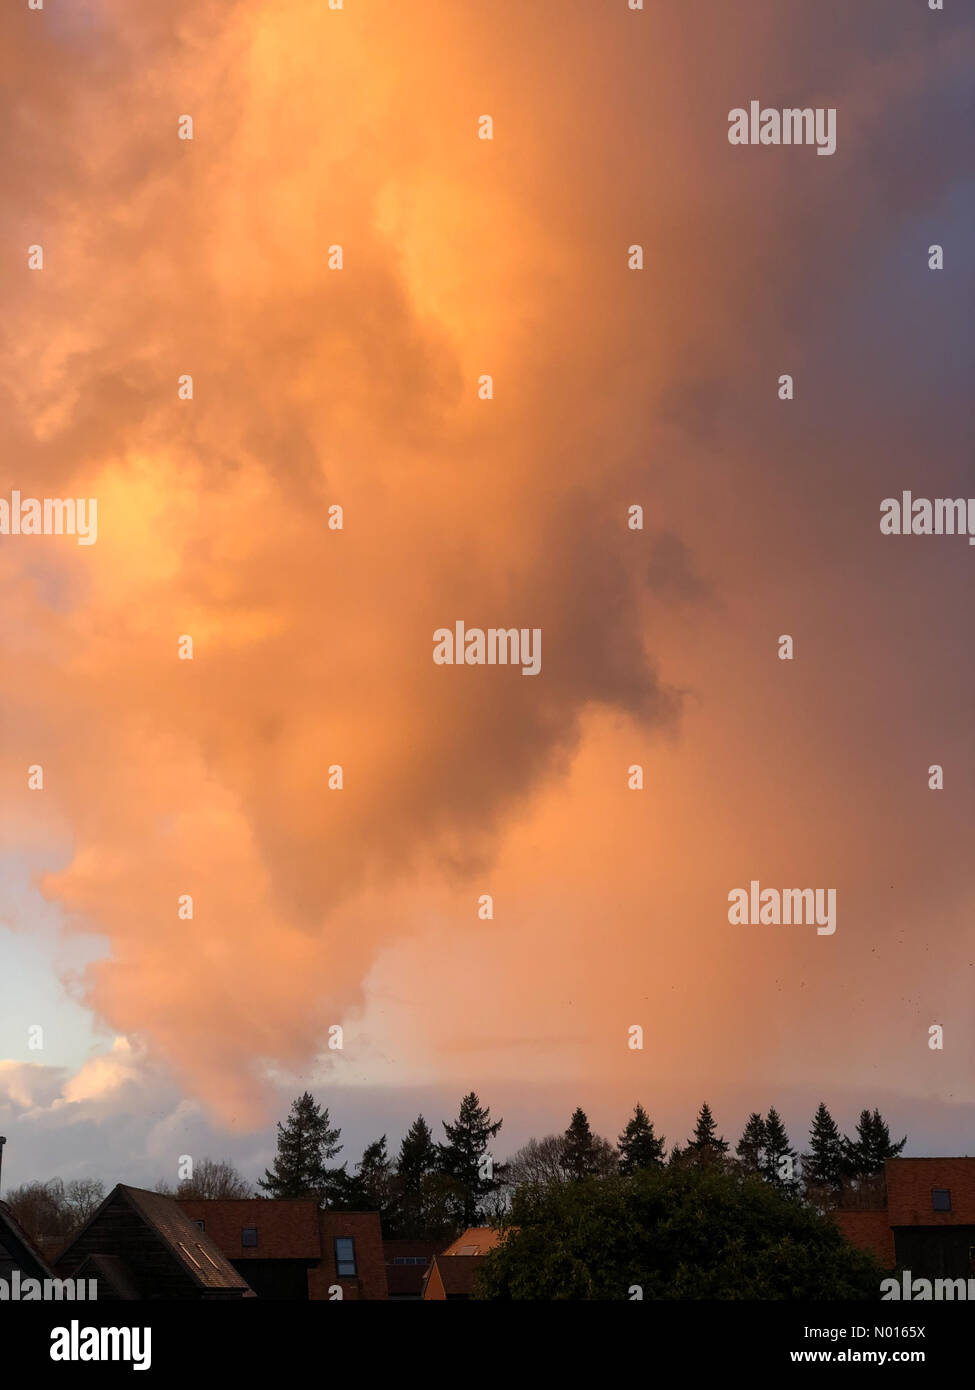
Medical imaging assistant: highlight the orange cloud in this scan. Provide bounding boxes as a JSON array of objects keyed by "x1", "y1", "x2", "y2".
[{"x1": 2, "y1": 0, "x2": 972, "y2": 1128}]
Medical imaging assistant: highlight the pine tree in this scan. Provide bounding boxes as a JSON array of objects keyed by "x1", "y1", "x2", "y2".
[
  {"x1": 258, "y1": 1091, "x2": 343, "y2": 1203},
  {"x1": 687, "y1": 1103, "x2": 729, "y2": 1163},
  {"x1": 736, "y1": 1113, "x2": 768, "y2": 1176},
  {"x1": 389, "y1": 1115, "x2": 453, "y2": 1239},
  {"x1": 617, "y1": 1103, "x2": 666, "y2": 1174},
  {"x1": 397, "y1": 1116, "x2": 438, "y2": 1196},
  {"x1": 844, "y1": 1109, "x2": 907, "y2": 1178},
  {"x1": 319, "y1": 1163, "x2": 354, "y2": 1209},
  {"x1": 804, "y1": 1102, "x2": 844, "y2": 1201},
  {"x1": 342, "y1": 1135, "x2": 391, "y2": 1213},
  {"x1": 867, "y1": 1109, "x2": 906, "y2": 1169},
  {"x1": 561, "y1": 1108, "x2": 605, "y2": 1181},
  {"x1": 763, "y1": 1108, "x2": 798, "y2": 1194},
  {"x1": 438, "y1": 1093, "x2": 504, "y2": 1227},
  {"x1": 668, "y1": 1142, "x2": 685, "y2": 1167},
  {"x1": 842, "y1": 1110, "x2": 873, "y2": 1180}
]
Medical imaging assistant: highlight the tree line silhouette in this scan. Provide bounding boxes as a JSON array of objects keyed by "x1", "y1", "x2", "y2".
[
  {"x1": 3, "y1": 1092, "x2": 906, "y2": 1248},
  {"x1": 253, "y1": 1091, "x2": 907, "y2": 1238}
]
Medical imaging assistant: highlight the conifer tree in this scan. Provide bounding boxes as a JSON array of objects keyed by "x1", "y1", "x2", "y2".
[
  {"x1": 390, "y1": 1115, "x2": 441, "y2": 1238},
  {"x1": 804, "y1": 1102, "x2": 844, "y2": 1200},
  {"x1": 617, "y1": 1103, "x2": 666, "y2": 1174},
  {"x1": 561, "y1": 1108, "x2": 605, "y2": 1181},
  {"x1": 871, "y1": 1109, "x2": 907, "y2": 1165},
  {"x1": 341, "y1": 1135, "x2": 391, "y2": 1212},
  {"x1": 258, "y1": 1091, "x2": 342, "y2": 1203},
  {"x1": 763, "y1": 1108, "x2": 798, "y2": 1195},
  {"x1": 397, "y1": 1115, "x2": 438, "y2": 1193},
  {"x1": 843, "y1": 1109, "x2": 907, "y2": 1178},
  {"x1": 736, "y1": 1113, "x2": 768, "y2": 1176},
  {"x1": 687, "y1": 1103, "x2": 729, "y2": 1163},
  {"x1": 438, "y1": 1093, "x2": 504, "y2": 1227},
  {"x1": 843, "y1": 1110, "x2": 872, "y2": 1178}
]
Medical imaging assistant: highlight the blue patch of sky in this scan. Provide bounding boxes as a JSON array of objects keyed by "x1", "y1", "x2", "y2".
[{"x1": 0, "y1": 851, "x2": 109, "y2": 1070}]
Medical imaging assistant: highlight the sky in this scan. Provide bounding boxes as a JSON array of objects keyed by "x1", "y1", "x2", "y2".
[{"x1": 0, "y1": 0, "x2": 973, "y2": 1194}]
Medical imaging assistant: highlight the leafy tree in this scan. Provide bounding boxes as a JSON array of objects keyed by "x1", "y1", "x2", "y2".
[
  {"x1": 687, "y1": 1103, "x2": 729, "y2": 1163},
  {"x1": 438, "y1": 1092, "x2": 504, "y2": 1227},
  {"x1": 617, "y1": 1104, "x2": 665, "y2": 1175},
  {"x1": 472, "y1": 1164, "x2": 884, "y2": 1300},
  {"x1": 736, "y1": 1113, "x2": 767, "y2": 1176},
  {"x1": 763, "y1": 1108, "x2": 798, "y2": 1196},
  {"x1": 803, "y1": 1102, "x2": 844, "y2": 1206},
  {"x1": 668, "y1": 1142, "x2": 685, "y2": 1167},
  {"x1": 258, "y1": 1091, "x2": 343, "y2": 1204}
]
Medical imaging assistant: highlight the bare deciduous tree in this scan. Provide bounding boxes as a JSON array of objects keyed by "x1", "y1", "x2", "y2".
[
  {"x1": 504, "y1": 1135, "x2": 569, "y2": 1189},
  {"x1": 65, "y1": 1177, "x2": 106, "y2": 1226},
  {"x1": 157, "y1": 1157, "x2": 253, "y2": 1200},
  {"x1": 4, "y1": 1176, "x2": 106, "y2": 1243}
]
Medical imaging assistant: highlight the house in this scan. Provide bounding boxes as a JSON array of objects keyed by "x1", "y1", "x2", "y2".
[
  {"x1": 422, "y1": 1255, "x2": 483, "y2": 1300},
  {"x1": 833, "y1": 1158, "x2": 975, "y2": 1278},
  {"x1": 178, "y1": 1199, "x2": 388, "y2": 1299},
  {"x1": 55, "y1": 1185, "x2": 254, "y2": 1299},
  {"x1": 441, "y1": 1227, "x2": 503, "y2": 1256},
  {"x1": 421, "y1": 1227, "x2": 505, "y2": 1300},
  {"x1": 0, "y1": 1200, "x2": 56, "y2": 1286},
  {"x1": 383, "y1": 1239, "x2": 448, "y2": 1299}
]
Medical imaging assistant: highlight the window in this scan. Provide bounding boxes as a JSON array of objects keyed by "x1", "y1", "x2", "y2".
[
  {"x1": 392, "y1": 1256, "x2": 428, "y2": 1266},
  {"x1": 194, "y1": 1220, "x2": 206, "y2": 1232},
  {"x1": 241, "y1": 1226, "x2": 258, "y2": 1248},
  {"x1": 932, "y1": 1189, "x2": 951, "y2": 1212},
  {"x1": 335, "y1": 1237, "x2": 357, "y2": 1277}
]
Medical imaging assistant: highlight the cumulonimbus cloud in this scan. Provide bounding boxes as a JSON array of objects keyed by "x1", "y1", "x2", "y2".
[{"x1": 1, "y1": 0, "x2": 972, "y2": 1127}]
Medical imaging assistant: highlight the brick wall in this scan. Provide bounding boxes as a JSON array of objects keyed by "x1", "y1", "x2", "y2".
[
  {"x1": 179, "y1": 1199, "x2": 387, "y2": 1300},
  {"x1": 308, "y1": 1211, "x2": 388, "y2": 1300},
  {"x1": 886, "y1": 1158, "x2": 975, "y2": 1227},
  {"x1": 179, "y1": 1199, "x2": 320, "y2": 1259},
  {"x1": 831, "y1": 1209, "x2": 895, "y2": 1268}
]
